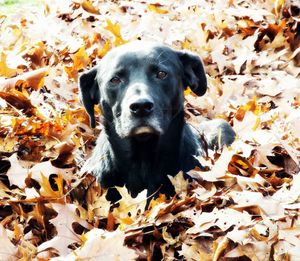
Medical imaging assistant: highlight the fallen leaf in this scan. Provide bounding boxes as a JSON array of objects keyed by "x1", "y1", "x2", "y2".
[
  {"x1": 38, "y1": 203, "x2": 90, "y2": 256},
  {"x1": 6, "y1": 154, "x2": 29, "y2": 188},
  {"x1": 148, "y1": 4, "x2": 169, "y2": 14},
  {"x1": 168, "y1": 171, "x2": 189, "y2": 195},
  {"x1": 62, "y1": 229, "x2": 138, "y2": 260},
  {"x1": 104, "y1": 19, "x2": 127, "y2": 46},
  {"x1": 0, "y1": 52, "x2": 18, "y2": 78},
  {"x1": 0, "y1": 225, "x2": 17, "y2": 261},
  {"x1": 0, "y1": 89, "x2": 37, "y2": 117},
  {"x1": 82, "y1": 0, "x2": 100, "y2": 15},
  {"x1": 113, "y1": 187, "x2": 147, "y2": 222}
]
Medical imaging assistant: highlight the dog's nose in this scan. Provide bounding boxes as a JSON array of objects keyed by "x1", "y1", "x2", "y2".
[{"x1": 129, "y1": 98, "x2": 154, "y2": 117}]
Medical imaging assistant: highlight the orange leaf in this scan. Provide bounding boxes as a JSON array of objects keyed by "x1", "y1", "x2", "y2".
[
  {"x1": 148, "y1": 194, "x2": 167, "y2": 210},
  {"x1": 0, "y1": 89, "x2": 37, "y2": 116},
  {"x1": 82, "y1": 0, "x2": 100, "y2": 15},
  {"x1": 0, "y1": 68, "x2": 48, "y2": 92},
  {"x1": 64, "y1": 46, "x2": 90, "y2": 80},
  {"x1": 235, "y1": 96, "x2": 262, "y2": 121},
  {"x1": 64, "y1": 65, "x2": 78, "y2": 81},
  {"x1": 235, "y1": 106, "x2": 246, "y2": 121},
  {"x1": 72, "y1": 46, "x2": 90, "y2": 70},
  {"x1": 120, "y1": 216, "x2": 134, "y2": 225},
  {"x1": 106, "y1": 212, "x2": 115, "y2": 231},
  {"x1": 25, "y1": 42, "x2": 46, "y2": 66}
]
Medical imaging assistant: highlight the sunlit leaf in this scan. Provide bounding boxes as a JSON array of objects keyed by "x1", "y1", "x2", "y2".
[
  {"x1": 148, "y1": 4, "x2": 169, "y2": 14},
  {"x1": 0, "y1": 52, "x2": 18, "y2": 77},
  {"x1": 104, "y1": 19, "x2": 127, "y2": 46},
  {"x1": 82, "y1": 0, "x2": 100, "y2": 15}
]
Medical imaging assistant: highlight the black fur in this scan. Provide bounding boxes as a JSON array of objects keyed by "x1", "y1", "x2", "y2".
[{"x1": 79, "y1": 41, "x2": 234, "y2": 199}]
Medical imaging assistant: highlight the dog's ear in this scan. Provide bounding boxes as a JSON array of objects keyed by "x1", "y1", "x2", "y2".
[
  {"x1": 78, "y1": 67, "x2": 100, "y2": 128},
  {"x1": 177, "y1": 51, "x2": 207, "y2": 96}
]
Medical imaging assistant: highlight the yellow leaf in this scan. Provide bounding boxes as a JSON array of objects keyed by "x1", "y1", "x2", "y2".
[
  {"x1": 236, "y1": 159, "x2": 249, "y2": 169},
  {"x1": 54, "y1": 175, "x2": 64, "y2": 196},
  {"x1": 0, "y1": 135, "x2": 16, "y2": 152},
  {"x1": 0, "y1": 52, "x2": 18, "y2": 78},
  {"x1": 184, "y1": 86, "x2": 192, "y2": 96},
  {"x1": 235, "y1": 96, "x2": 262, "y2": 121},
  {"x1": 40, "y1": 173, "x2": 63, "y2": 198},
  {"x1": 104, "y1": 20, "x2": 127, "y2": 46},
  {"x1": 64, "y1": 46, "x2": 90, "y2": 80},
  {"x1": 213, "y1": 237, "x2": 229, "y2": 261},
  {"x1": 148, "y1": 193, "x2": 167, "y2": 210},
  {"x1": 82, "y1": 0, "x2": 100, "y2": 15},
  {"x1": 148, "y1": 4, "x2": 169, "y2": 14},
  {"x1": 252, "y1": 116, "x2": 260, "y2": 131},
  {"x1": 72, "y1": 46, "x2": 90, "y2": 70},
  {"x1": 274, "y1": 0, "x2": 284, "y2": 17},
  {"x1": 162, "y1": 227, "x2": 178, "y2": 245},
  {"x1": 182, "y1": 40, "x2": 192, "y2": 50},
  {"x1": 184, "y1": 86, "x2": 197, "y2": 97},
  {"x1": 98, "y1": 40, "x2": 111, "y2": 58},
  {"x1": 120, "y1": 216, "x2": 134, "y2": 225}
]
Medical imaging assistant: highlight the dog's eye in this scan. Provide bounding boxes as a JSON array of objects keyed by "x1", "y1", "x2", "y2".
[
  {"x1": 156, "y1": 71, "x2": 167, "y2": 79},
  {"x1": 110, "y1": 76, "x2": 121, "y2": 84}
]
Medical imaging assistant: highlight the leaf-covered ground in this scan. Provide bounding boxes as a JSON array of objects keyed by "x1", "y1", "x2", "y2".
[{"x1": 0, "y1": 0, "x2": 299, "y2": 260}]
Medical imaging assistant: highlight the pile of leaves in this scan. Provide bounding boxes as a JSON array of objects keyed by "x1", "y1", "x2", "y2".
[{"x1": 0, "y1": 0, "x2": 299, "y2": 260}]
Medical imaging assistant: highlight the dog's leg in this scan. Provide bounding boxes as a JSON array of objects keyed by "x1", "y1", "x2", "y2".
[{"x1": 198, "y1": 119, "x2": 235, "y2": 151}]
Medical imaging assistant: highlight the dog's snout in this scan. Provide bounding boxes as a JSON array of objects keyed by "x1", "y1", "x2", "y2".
[{"x1": 129, "y1": 98, "x2": 154, "y2": 117}]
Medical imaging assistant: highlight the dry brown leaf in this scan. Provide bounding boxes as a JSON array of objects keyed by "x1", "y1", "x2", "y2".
[
  {"x1": 0, "y1": 0, "x2": 299, "y2": 259},
  {"x1": 213, "y1": 237, "x2": 229, "y2": 261},
  {"x1": 38, "y1": 203, "x2": 90, "y2": 256},
  {"x1": 168, "y1": 171, "x2": 189, "y2": 195},
  {"x1": 62, "y1": 229, "x2": 138, "y2": 260},
  {"x1": 0, "y1": 68, "x2": 48, "y2": 92},
  {"x1": 0, "y1": 225, "x2": 17, "y2": 261},
  {"x1": 112, "y1": 187, "x2": 147, "y2": 222}
]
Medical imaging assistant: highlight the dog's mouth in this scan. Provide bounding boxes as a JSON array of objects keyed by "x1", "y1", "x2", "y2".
[
  {"x1": 132, "y1": 126, "x2": 156, "y2": 135},
  {"x1": 130, "y1": 126, "x2": 160, "y2": 141}
]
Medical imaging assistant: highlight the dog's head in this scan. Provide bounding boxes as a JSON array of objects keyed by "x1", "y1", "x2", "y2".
[{"x1": 79, "y1": 41, "x2": 207, "y2": 139}]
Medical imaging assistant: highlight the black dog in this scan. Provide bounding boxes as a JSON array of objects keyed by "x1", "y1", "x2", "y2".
[{"x1": 79, "y1": 41, "x2": 235, "y2": 199}]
